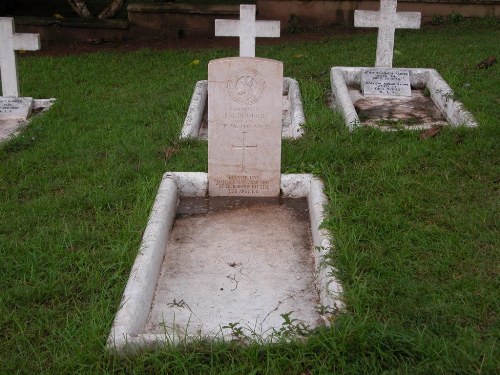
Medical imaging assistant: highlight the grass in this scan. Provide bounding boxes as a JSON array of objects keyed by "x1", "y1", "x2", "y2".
[{"x1": 1, "y1": 18, "x2": 499, "y2": 373}]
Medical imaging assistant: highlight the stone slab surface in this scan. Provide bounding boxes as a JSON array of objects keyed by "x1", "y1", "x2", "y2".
[
  {"x1": 208, "y1": 57, "x2": 283, "y2": 197},
  {"x1": 361, "y1": 68, "x2": 411, "y2": 97},
  {"x1": 350, "y1": 88, "x2": 447, "y2": 130},
  {"x1": 145, "y1": 197, "x2": 322, "y2": 339}
]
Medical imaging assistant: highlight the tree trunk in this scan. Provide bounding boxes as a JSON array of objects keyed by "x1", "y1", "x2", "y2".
[
  {"x1": 67, "y1": 0, "x2": 125, "y2": 19},
  {"x1": 67, "y1": 0, "x2": 93, "y2": 18},
  {"x1": 98, "y1": 0, "x2": 125, "y2": 19}
]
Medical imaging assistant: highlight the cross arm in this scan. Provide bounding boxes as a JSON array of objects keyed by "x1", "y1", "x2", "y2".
[
  {"x1": 215, "y1": 19, "x2": 240, "y2": 36},
  {"x1": 255, "y1": 21, "x2": 280, "y2": 38},
  {"x1": 354, "y1": 11, "x2": 381, "y2": 28},
  {"x1": 394, "y1": 13, "x2": 421, "y2": 29}
]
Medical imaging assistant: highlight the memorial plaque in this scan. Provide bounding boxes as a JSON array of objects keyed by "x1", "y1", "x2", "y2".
[
  {"x1": 0, "y1": 96, "x2": 33, "y2": 119},
  {"x1": 208, "y1": 57, "x2": 283, "y2": 197},
  {"x1": 361, "y1": 68, "x2": 411, "y2": 97}
]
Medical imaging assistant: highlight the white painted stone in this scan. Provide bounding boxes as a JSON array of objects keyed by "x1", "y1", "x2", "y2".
[
  {"x1": 180, "y1": 77, "x2": 305, "y2": 140},
  {"x1": 208, "y1": 57, "x2": 283, "y2": 197},
  {"x1": 330, "y1": 66, "x2": 478, "y2": 131},
  {"x1": 0, "y1": 96, "x2": 33, "y2": 119},
  {"x1": 361, "y1": 68, "x2": 411, "y2": 97},
  {"x1": 0, "y1": 18, "x2": 40, "y2": 97},
  {"x1": 107, "y1": 172, "x2": 343, "y2": 354},
  {"x1": 215, "y1": 4, "x2": 280, "y2": 57},
  {"x1": 354, "y1": 0, "x2": 420, "y2": 68}
]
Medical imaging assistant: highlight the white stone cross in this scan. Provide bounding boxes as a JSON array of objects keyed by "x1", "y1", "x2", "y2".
[
  {"x1": 0, "y1": 17, "x2": 40, "y2": 97},
  {"x1": 215, "y1": 4, "x2": 280, "y2": 57},
  {"x1": 232, "y1": 131, "x2": 257, "y2": 172},
  {"x1": 354, "y1": 0, "x2": 421, "y2": 67}
]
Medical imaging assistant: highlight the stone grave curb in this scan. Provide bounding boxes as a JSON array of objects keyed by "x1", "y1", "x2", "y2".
[
  {"x1": 180, "y1": 77, "x2": 306, "y2": 140},
  {"x1": 107, "y1": 172, "x2": 343, "y2": 354},
  {"x1": 330, "y1": 66, "x2": 478, "y2": 131}
]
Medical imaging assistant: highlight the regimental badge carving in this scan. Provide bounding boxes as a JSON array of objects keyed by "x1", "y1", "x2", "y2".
[{"x1": 227, "y1": 68, "x2": 266, "y2": 105}]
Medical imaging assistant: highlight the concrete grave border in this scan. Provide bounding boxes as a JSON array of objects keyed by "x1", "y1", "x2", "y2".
[
  {"x1": 330, "y1": 66, "x2": 478, "y2": 131},
  {"x1": 180, "y1": 77, "x2": 306, "y2": 140},
  {"x1": 107, "y1": 172, "x2": 342, "y2": 354}
]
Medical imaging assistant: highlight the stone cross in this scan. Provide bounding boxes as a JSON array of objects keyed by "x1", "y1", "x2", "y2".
[
  {"x1": 0, "y1": 17, "x2": 40, "y2": 97},
  {"x1": 354, "y1": 0, "x2": 421, "y2": 67},
  {"x1": 215, "y1": 4, "x2": 280, "y2": 57}
]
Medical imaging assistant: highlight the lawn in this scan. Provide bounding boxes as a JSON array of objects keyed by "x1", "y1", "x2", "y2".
[{"x1": 1, "y1": 18, "x2": 499, "y2": 374}]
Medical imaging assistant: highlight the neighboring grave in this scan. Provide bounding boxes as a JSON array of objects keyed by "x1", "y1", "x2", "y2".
[
  {"x1": 215, "y1": 4, "x2": 280, "y2": 58},
  {"x1": 0, "y1": 17, "x2": 40, "y2": 98},
  {"x1": 181, "y1": 5, "x2": 306, "y2": 140},
  {"x1": 208, "y1": 57, "x2": 283, "y2": 197},
  {"x1": 354, "y1": 0, "x2": 421, "y2": 68}
]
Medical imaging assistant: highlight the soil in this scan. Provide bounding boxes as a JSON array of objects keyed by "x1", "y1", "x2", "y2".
[{"x1": 30, "y1": 25, "x2": 368, "y2": 57}]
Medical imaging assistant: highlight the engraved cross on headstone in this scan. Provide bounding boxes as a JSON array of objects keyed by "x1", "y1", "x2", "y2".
[
  {"x1": 232, "y1": 131, "x2": 257, "y2": 172},
  {"x1": 215, "y1": 4, "x2": 280, "y2": 57},
  {"x1": 354, "y1": 0, "x2": 421, "y2": 67},
  {"x1": 0, "y1": 17, "x2": 40, "y2": 97}
]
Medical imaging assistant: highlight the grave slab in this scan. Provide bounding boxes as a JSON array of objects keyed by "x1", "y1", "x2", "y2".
[
  {"x1": 107, "y1": 172, "x2": 343, "y2": 354},
  {"x1": 330, "y1": 67, "x2": 477, "y2": 131},
  {"x1": 180, "y1": 77, "x2": 305, "y2": 139},
  {"x1": 208, "y1": 57, "x2": 283, "y2": 197}
]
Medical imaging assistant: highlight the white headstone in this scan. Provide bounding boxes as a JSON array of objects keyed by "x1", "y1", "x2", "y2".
[
  {"x1": 208, "y1": 57, "x2": 283, "y2": 197},
  {"x1": 361, "y1": 68, "x2": 411, "y2": 97},
  {"x1": 215, "y1": 4, "x2": 280, "y2": 57},
  {"x1": 0, "y1": 17, "x2": 40, "y2": 97},
  {"x1": 354, "y1": 0, "x2": 421, "y2": 68}
]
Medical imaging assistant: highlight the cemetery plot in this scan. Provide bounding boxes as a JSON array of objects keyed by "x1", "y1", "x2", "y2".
[
  {"x1": 180, "y1": 77, "x2": 305, "y2": 139},
  {"x1": 330, "y1": 67, "x2": 477, "y2": 131},
  {"x1": 107, "y1": 173, "x2": 342, "y2": 353}
]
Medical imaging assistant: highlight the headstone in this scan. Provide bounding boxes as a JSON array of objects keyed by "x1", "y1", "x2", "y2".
[
  {"x1": 208, "y1": 57, "x2": 283, "y2": 197},
  {"x1": 361, "y1": 68, "x2": 411, "y2": 97},
  {"x1": 354, "y1": 0, "x2": 421, "y2": 68},
  {"x1": 215, "y1": 4, "x2": 280, "y2": 57},
  {"x1": 0, "y1": 17, "x2": 40, "y2": 97},
  {"x1": 0, "y1": 96, "x2": 33, "y2": 119}
]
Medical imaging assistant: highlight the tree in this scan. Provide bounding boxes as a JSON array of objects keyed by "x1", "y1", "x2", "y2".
[{"x1": 67, "y1": 0, "x2": 124, "y2": 19}]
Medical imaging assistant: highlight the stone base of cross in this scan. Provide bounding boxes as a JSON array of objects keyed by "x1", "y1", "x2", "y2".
[
  {"x1": 0, "y1": 17, "x2": 40, "y2": 97},
  {"x1": 354, "y1": 0, "x2": 421, "y2": 68},
  {"x1": 215, "y1": 4, "x2": 280, "y2": 57}
]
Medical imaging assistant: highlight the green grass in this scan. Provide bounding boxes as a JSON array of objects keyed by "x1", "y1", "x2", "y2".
[{"x1": 1, "y1": 18, "x2": 499, "y2": 374}]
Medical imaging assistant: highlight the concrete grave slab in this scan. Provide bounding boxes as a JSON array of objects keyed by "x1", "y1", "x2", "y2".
[
  {"x1": 330, "y1": 67, "x2": 477, "y2": 131},
  {"x1": 208, "y1": 57, "x2": 283, "y2": 197},
  {"x1": 180, "y1": 77, "x2": 305, "y2": 140},
  {"x1": 107, "y1": 172, "x2": 343, "y2": 354}
]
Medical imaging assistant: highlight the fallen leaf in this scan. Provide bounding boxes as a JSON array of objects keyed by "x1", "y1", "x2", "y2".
[
  {"x1": 190, "y1": 59, "x2": 200, "y2": 65},
  {"x1": 476, "y1": 56, "x2": 497, "y2": 69},
  {"x1": 161, "y1": 147, "x2": 178, "y2": 161},
  {"x1": 53, "y1": 13, "x2": 65, "y2": 20},
  {"x1": 419, "y1": 125, "x2": 443, "y2": 140}
]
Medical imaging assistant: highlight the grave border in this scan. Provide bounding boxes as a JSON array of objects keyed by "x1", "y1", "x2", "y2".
[
  {"x1": 180, "y1": 77, "x2": 305, "y2": 140},
  {"x1": 107, "y1": 172, "x2": 343, "y2": 354},
  {"x1": 330, "y1": 66, "x2": 478, "y2": 131}
]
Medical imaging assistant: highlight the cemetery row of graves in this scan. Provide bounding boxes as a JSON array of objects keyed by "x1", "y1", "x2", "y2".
[{"x1": 1, "y1": 2, "x2": 499, "y2": 373}]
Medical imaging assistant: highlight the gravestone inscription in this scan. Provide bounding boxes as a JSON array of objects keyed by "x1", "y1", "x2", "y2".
[
  {"x1": 208, "y1": 57, "x2": 283, "y2": 197},
  {"x1": 0, "y1": 96, "x2": 33, "y2": 119},
  {"x1": 361, "y1": 68, "x2": 411, "y2": 97}
]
